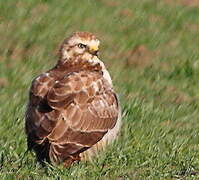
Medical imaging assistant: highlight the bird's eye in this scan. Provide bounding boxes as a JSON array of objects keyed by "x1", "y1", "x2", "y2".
[{"x1": 77, "y1": 43, "x2": 86, "y2": 49}]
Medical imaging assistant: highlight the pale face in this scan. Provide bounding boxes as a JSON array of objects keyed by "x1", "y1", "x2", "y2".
[{"x1": 60, "y1": 33, "x2": 100, "y2": 60}]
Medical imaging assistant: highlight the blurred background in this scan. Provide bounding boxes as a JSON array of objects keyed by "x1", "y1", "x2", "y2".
[{"x1": 0, "y1": 0, "x2": 199, "y2": 179}]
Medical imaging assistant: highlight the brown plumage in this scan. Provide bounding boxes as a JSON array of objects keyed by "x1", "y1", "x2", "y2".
[{"x1": 25, "y1": 32, "x2": 121, "y2": 167}]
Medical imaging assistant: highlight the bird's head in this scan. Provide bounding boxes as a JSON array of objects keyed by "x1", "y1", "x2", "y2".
[{"x1": 59, "y1": 32, "x2": 100, "y2": 61}]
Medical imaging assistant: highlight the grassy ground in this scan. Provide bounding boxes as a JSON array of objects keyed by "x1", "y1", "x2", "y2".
[{"x1": 0, "y1": 0, "x2": 199, "y2": 179}]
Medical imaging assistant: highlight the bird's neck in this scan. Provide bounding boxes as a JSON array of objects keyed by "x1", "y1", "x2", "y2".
[
  {"x1": 57, "y1": 55, "x2": 101, "y2": 70},
  {"x1": 61, "y1": 51, "x2": 93, "y2": 62},
  {"x1": 53, "y1": 56, "x2": 113, "y2": 86},
  {"x1": 51, "y1": 55, "x2": 102, "y2": 78}
]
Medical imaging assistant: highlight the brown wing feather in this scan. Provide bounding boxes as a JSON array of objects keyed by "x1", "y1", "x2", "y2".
[
  {"x1": 25, "y1": 72, "x2": 59, "y2": 163},
  {"x1": 46, "y1": 71, "x2": 118, "y2": 163},
  {"x1": 25, "y1": 70, "x2": 119, "y2": 164}
]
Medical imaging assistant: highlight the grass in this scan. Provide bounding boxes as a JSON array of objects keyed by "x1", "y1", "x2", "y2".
[{"x1": 0, "y1": 0, "x2": 199, "y2": 179}]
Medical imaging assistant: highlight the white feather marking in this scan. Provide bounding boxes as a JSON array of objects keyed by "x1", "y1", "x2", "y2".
[
  {"x1": 99, "y1": 99, "x2": 104, "y2": 107},
  {"x1": 90, "y1": 57, "x2": 113, "y2": 85},
  {"x1": 45, "y1": 72, "x2": 50, "y2": 77},
  {"x1": 36, "y1": 76, "x2": 41, "y2": 81},
  {"x1": 92, "y1": 82, "x2": 98, "y2": 92}
]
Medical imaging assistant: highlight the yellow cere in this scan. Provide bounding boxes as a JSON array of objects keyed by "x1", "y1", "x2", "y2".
[{"x1": 89, "y1": 46, "x2": 98, "y2": 51}]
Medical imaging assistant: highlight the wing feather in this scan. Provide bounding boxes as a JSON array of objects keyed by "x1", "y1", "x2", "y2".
[
  {"x1": 47, "y1": 71, "x2": 118, "y2": 132},
  {"x1": 26, "y1": 70, "x2": 119, "y2": 163}
]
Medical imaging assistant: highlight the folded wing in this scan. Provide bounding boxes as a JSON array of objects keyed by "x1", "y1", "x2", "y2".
[{"x1": 26, "y1": 70, "x2": 119, "y2": 163}]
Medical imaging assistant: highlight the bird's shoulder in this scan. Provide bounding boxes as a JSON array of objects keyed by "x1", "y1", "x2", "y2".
[
  {"x1": 46, "y1": 70, "x2": 111, "y2": 108},
  {"x1": 30, "y1": 71, "x2": 56, "y2": 98}
]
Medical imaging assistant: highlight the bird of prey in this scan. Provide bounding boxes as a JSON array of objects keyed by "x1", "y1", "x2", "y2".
[{"x1": 25, "y1": 32, "x2": 121, "y2": 167}]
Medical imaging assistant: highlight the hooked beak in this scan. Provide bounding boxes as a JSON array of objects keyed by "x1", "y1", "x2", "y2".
[{"x1": 89, "y1": 46, "x2": 99, "y2": 56}]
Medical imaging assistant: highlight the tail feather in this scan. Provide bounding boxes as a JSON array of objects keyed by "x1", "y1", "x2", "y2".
[{"x1": 27, "y1": 135, "x2": 50, "y2": 165}]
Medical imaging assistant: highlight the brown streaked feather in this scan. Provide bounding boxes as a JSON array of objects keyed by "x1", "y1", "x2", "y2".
[
  {"x1": 73, "y1": 32, "x2": 97, "y2": 40},
  {"x1": 25, "y1": 52, "x2": 119, "y2": 165},
  {"x1": 44, "y1": 71, "x2": 118, "y2": 163},
  {"x1": 47, "y1": 71, "x2": 118, "y2": 131}
]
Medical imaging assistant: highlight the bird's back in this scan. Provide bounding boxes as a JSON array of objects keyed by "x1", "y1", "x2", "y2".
[{"x1": 25, "y1": 59, "x2": 120, "y2": 166}]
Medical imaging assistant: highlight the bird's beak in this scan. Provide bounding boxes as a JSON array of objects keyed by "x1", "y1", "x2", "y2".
[{"x1": 89, "y1": 46, "x2": 99, "y2": 56}]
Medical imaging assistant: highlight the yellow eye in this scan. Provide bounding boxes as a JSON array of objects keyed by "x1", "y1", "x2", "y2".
[{"x1": 77, "y1": 43, "x2": 87, "y2": 49}]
